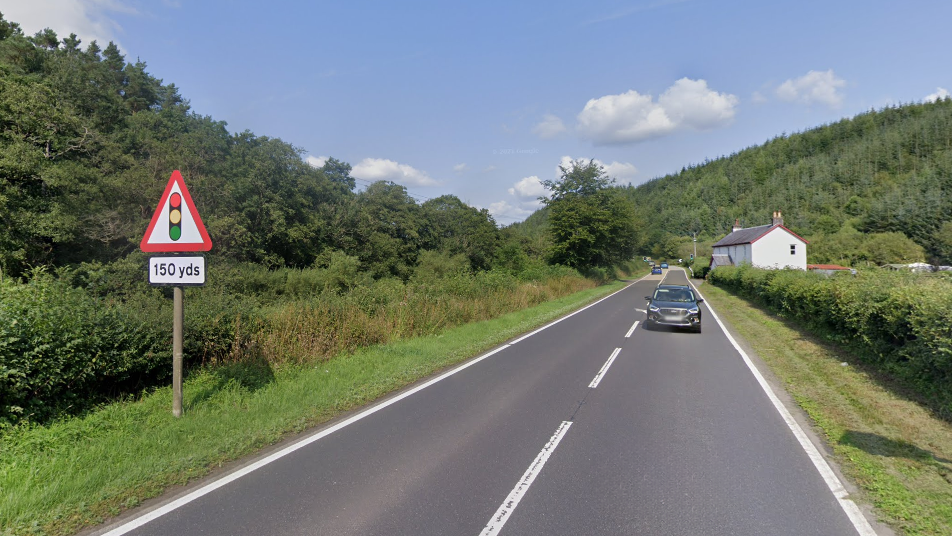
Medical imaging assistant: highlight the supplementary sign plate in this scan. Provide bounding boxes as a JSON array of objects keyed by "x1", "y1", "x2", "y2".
[{"x1": 149, "y1": 256, "x2": 206, "y2": 286}]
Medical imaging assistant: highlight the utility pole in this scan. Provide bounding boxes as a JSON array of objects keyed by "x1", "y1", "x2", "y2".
[{"x1": 693, "y1": 232, "x2": 697, "y2": 260}]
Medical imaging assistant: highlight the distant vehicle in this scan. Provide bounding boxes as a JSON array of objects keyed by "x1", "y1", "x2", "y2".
[
  {"x1": 660, "y1": 262, "x2": 669, "y2": 269},
  {"x1": 645, "y1": 284, "x2": 703, "y2": 333},
  {"x1": 651, "y1": 266, "x2": 662, "y2": 275}
]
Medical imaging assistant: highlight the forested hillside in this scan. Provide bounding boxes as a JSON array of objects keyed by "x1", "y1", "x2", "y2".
[
  {"x1": 623, "y1": 98, "x2": 952, "y2": 266},
  {"x1": 0, "y1": 14, "x2": 513, "y2": 280}
]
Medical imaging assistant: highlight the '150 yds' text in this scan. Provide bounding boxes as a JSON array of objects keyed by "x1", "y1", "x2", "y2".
[
  {"x1": 149, "y1": 256, "x2": 206, "y2": 286},
  {"x1": 154, "y1": 261, "x2": 200, "y2": 278}
]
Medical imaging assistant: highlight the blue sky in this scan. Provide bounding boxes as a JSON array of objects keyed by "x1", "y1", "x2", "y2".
[{"x1": 3, "y1": 0, "x2": 950, "y2": 224}]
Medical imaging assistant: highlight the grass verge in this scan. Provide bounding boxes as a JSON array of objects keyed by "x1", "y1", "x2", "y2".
[
  {"x1": 0, "y1": 280, "x2": 628, "y2": 536},
  {"x1": 701, "y1": 283, "x2": 952, "y2": 536}
]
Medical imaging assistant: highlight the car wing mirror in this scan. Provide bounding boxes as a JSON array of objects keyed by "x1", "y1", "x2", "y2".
[
  {"x1": 644, "y1": 296, "x2": 651, "y2": 300},
  {"x1": 697, "y1": 298, "x2": 704, "y2": 304}
]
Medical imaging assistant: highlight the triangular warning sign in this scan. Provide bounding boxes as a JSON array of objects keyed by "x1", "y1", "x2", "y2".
[{"x1": 140, "y1": 170, "x2": 212, "y2": 252}]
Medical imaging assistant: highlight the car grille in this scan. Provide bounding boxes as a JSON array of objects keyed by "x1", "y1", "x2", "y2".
[{"x1": 661, "y1": 308, "x2": 685, "y2": 316}]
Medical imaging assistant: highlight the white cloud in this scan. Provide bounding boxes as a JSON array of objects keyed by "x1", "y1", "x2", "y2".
[
  {"x1": 925, "y1": 87, "x2": 951, "y2": 103},
  {"x1": 601, "y1": 161, "x2": 639, "y2": 181},
  {"x1": 351, "y1": 158, "x2": 438, "y2": 187},
  {"x1": 487, "y1": 200, "x2": 535, "y2": 221},
  {"x1": 577, "y1": 78, "x2": 737, "y2": 144},
  {"x1": 658, "y1": 78, "x2": 738, "y2": 130},
  {"x1": 494, "y1": 175, "x2": 547, "y2": 221},
  {"x1": 453, "y1": 163, "x2": 468, "y2": 172},
  {"x1": 775, "y1": 69, "x2": 846, "y2": 108},
  {"x1": 557, "y1": 155, "x2": 638, "y2": 182},
  {"x1": 532, "y1": 113, "x2": 567, "y2": 139},
  {"x1": 483, "y1": 165, "x2": 497, "y2": 173},
  {"x1": 306, "y1": 155, "x2": 329, "y2": 168},
  {"x1": 508, "y1": 176, "x2": 546, "y2": 199},
  {"x1": 577, "y1": 90, "x2": 674, "y2": 144},
  {"x1": 751, "y1": 91, "x2": 768, "y2": 104},
  {"x1": 1, "y1": 0, "x2": 137, "y2": 51}
]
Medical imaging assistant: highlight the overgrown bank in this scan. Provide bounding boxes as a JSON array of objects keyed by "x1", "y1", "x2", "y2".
[
  {"x1": 0, "y1": 278, "x2": 631, "y2": 536},
  {"x1": 700, "y1": 282, "x2": 952, "y2": 536},
  {"x1": 2, "y1": 254, "x2": 630, "y2": 428},
  {"x1": 708, "y1": 265, "x2": 952, "y2": 418}
]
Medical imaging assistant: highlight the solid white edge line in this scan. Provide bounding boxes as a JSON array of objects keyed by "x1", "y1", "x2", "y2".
[
  {"x1": 100, "y1": 274, "x2": 649, "y2": 535},
  {"x1": 589, "y1": 348, "x2": 622, "y2": 388},
  {"x1": 479, "y1": 421, "x2": 573, "y2": 536},
  {"x1": 509, "y1": 275, "x2": 647, "y2": 344},
  {"x1": 689, "y1": 277, "x2": 878, "y2": 536},
  {"x1": 99, "y1": 344, "x2": 513, "y2": 536},
  {"x1": 625, "y1": 321, "x2": 639, "y2": 338}
]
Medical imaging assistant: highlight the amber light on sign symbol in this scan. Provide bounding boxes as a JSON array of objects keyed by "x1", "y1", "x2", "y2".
[{"x1": 169, "y1": 192, "x2": 182, "y2": 240}]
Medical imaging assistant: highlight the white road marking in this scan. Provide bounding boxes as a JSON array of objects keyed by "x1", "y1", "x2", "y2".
[
  {"x1": 510, "y1": 278, "x2": 644, "y2": 344},
  {"x1": 98, "y1": 344, "x2": 516, "y2": 536},
  {"x1": 634, "y1": 308, "x2": 646, "y2": 313},
  {"x1": 589, "y1": 348, "x2": 622, "y2": 388},
  {"x1": 625, "y1": 321, "x2": 639, "y2": 338},
  {"x1": 478, "y1": 421, "x2": 572, "y2": 536},
  {"x1": 689, "y1": 276, "x2": 878, "y2": 536},
  {"x1": 98, "y1": 275, "x2": 649, "y2": 535}
]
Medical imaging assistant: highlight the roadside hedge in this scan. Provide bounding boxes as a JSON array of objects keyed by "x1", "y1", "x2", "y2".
[
  {"x1": 708, "y1": 265, "x2": 952, "y2": 411},
  {"x1": 0, "y1": 275, "x2": 168, "y2": 427},
  {"x1": 0, "y1": 258, "x2": 598, "y2": 428}
]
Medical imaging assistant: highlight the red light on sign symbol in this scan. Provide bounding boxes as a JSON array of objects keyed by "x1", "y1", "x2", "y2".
[{"x1": 169, "y1": 192, "x2": 182, "y2": 241}]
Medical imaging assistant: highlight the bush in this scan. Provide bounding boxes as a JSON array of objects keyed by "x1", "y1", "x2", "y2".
[
  {"x1": 0, "y1": 274, "x2": 167, "y2": 427},
  {"x1": 3, "y1": 252, "x2": 601, "y2": 427},
  {"x1": 710, "y1": 265, "x2": 952, "y2": 412}
]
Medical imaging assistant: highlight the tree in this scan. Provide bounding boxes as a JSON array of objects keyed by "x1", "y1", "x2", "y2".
[
  {"x1": 346, "y1": 181, "x2": 423, "y2": 279},
  {"x1": 421, "y1": 195, "x2": 499, "y2": 271},
  {"x1": 930, "y1": 221, "x2": 952, "y2": 265},
  {"x1": 319, "y1": 157, "x2": 356, "y2": 191},
  {"x1": 541, "y1": 160, "x2": 638, "y2": 269},
  {"x1": 863, "y1": 231, "x2": 925, "y2": 265}
]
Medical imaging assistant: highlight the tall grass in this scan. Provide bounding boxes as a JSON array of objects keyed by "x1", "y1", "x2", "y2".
[
  {"x1": 2, "y1": 258, "x2": 595, "y2": 427},
  {"x1": 0, "y1": 280, "x2": 626, "y2": 536},
  {"x1": 258, "y1": 274, "x2": 593, "y2": 365}
]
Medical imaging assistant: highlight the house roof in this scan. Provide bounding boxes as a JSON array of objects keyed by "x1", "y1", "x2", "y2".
[{"x1": 713, "y1": 224, "x2": 809, "y2": 247}]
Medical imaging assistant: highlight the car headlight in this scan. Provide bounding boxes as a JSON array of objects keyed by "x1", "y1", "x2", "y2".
[
  {"x1": 688, "y1": 306, "x2": 699, "y2": 314},
  {"x1": 649, "y1": 305, "x2": 660, "y2": 312}
]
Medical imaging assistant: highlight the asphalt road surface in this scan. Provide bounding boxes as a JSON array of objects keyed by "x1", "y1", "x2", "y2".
[{"x1": 97, "y1": 268, "x2": 875, "y2": 536}]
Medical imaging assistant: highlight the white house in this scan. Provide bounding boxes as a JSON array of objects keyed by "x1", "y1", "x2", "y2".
[{"x1": 710, "y1": 211, "x2": 808, "y2": 270}]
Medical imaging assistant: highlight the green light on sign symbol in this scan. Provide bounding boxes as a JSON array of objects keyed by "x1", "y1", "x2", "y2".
[{"x1": 169, "y1": 192, "x2": 182, "y2": 241}]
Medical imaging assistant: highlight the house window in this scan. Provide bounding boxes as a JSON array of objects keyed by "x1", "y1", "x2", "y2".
[{"x1": 790, "y1": 244, "x2": 796, "y2": 255}]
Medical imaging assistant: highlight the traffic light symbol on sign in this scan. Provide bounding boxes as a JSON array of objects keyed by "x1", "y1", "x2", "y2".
[
  {"x1": 169, "y1": 192, "x2": 182, "y2": 241},
  {"x1": 140, "y1": 170, "x2": 212, "y2": 252}
]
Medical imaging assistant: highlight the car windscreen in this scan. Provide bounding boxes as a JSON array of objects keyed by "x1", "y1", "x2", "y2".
[{"x1": 653, "y1": 289, "x2": 695, "y2": 302}]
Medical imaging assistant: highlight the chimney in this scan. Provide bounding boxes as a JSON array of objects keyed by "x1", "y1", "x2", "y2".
[
  {"x1": 732, "y1": 218, "x2": 742, "y2": 232},
  {"x1": 772, "y1": 211, "x2": 783, "y2": 227}
]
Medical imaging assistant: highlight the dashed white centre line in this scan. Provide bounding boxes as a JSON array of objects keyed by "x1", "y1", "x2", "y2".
[
  {"x1": 478, "y1": 421, "x2": 573, "y2": 536},
  {"x1": 625, "y1": 321, "x2": 639, "y2": 338},
  {"x1": 589, "y1": 348, "x2": 622, "y2": 388}
]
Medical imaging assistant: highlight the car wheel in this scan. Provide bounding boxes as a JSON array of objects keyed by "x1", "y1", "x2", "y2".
[
  {"x1": 644, "y1": 320, "x2": 654, "y2": 331},
  {"x1": 694, "y1": 324, "x2": 702, "y2": 334}
]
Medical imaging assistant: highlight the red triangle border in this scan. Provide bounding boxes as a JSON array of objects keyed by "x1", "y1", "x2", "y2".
[{"x1": 140, "y1": 170, "x2": 213, "y2": 252}]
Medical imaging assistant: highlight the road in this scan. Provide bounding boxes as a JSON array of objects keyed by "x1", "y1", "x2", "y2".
[{"x1": 97, "y1": 268, "x2": 874, "y2": 536}]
